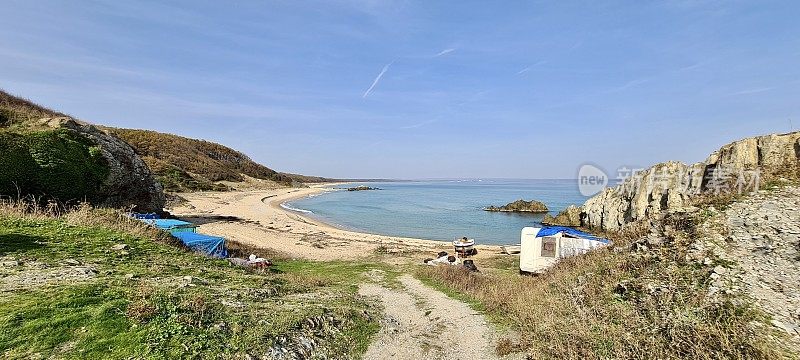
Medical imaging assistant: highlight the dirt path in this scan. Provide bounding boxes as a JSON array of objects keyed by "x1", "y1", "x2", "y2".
[{"x1": 359, "y1": 273, "x2": 500, "y2": 360}]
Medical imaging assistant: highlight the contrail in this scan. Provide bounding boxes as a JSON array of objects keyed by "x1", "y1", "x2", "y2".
[
  {"x1": 434, "y1": 48, "x2": 455, "y2": 57},
  {"x1": 363, "y1": 62, "x2": 392, "y2": 98}
]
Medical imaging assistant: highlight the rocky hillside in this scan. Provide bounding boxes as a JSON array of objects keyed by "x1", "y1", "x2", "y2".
[
  {"x1": 0, "y1": 90, "x2": 164, "y2": 212},
  {"x1": 706, "y1": 186, "x2": 800, "y2": 342},
  {"x1": 106, "y1": 128, "x2": 334, "y2": 192},
  {"x1": 555, "y1": 131, "x2": 800, "y2": 231},
  {"x1": 534, "y1": 130, "x2": 800, "y2": 352}
]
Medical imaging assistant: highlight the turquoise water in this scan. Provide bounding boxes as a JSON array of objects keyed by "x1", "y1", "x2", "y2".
[{"x1": 285, "y1": 179, "x2": 590, "y2": 245}]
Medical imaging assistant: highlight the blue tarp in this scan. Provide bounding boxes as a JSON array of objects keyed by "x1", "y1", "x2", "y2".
[
  {"x1": 142, "y1": 219, "x2": 194, "y2": 230},
  {"x1": 535, "y1": 226, "x2": 611, "y2": 244},
  {"x1": 131, "y1": 213, "x2": 160, "y2": 220},
  {"x1": 173, "y1": 232, "x2": 228, "y2": 258}
]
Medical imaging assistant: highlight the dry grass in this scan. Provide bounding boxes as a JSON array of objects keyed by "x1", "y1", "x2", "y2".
[
  {"x1": 418, "y1": 217, "x2": 794, "y2": 359},
  {"x1": 105, "y1": 128, "x2": 313, "y2": 191},
  {"x1": 0, "y1": 197, "x2": 177, "y2": 245},
  {"x1": 0, "y1": 89, "x2": 67, "y2": 128}
]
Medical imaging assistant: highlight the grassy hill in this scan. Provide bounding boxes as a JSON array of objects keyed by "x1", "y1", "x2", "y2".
[
  {"x1": 1, "y1": 89, "x2": 334, "y2": 194},
  {"x1": 0, "y1": 90, "x2": 167, "y2": 211},
  {"x1": 0, "y1": 90, "x2": 66, "y2": 130},
  {"x1": 106, "y1": 128, "x2": 310, "y2": 192},
  {"x1": 0, "y1": 204, "x2": 379, "y2": 358}
]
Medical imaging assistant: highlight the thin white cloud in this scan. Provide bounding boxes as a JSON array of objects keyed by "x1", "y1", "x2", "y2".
[
  {"x1": 400, "y1": 119, "x2": 437, "y2": 129},
  {"x1": 517, "y1": 60, "x2": 546, "y2": 75},
  {"x1": 363, "y1": 62, "x2": 392, "y2": 98},
  {"x1": 731, "y1": 87, "x2": 774, "y2": 96},
  {"x1": 604, "y1": 77, "x2": 651, "y2": 93},
  {"x1": 434, "y1": 48, "x2": 456, "y2": 57}
]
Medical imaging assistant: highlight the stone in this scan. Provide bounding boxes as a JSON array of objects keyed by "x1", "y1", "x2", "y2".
[
  {"x1": 713, "y1": 265, "x2": 728, "y2": 275},
  {"x1": 183, "y1": 275, "x2": 207, "y2": 286},
  {"x1": 64, "y1": 258, "x2": 81, "y2": 266},
  {"x1": 771, "y1": 319, "x2": 793, "y2": 333},
  {"x1": 542, "y1": 204, "x2": 582, "y2": 227},
  {"x1": 111, "y1": 244, "x2": 129, "y2": 251},
  {"x1": 1, "y1": 260, "x2": 20, "y2": 267}
]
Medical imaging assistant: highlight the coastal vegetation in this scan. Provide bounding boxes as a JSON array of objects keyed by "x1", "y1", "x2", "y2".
[
  {"x1": 1, "y1": 89, "x2": 332, "y2": 198},
  {"x1": 484, "y1": 199, "x2": 548, "y2": 213},
  {"x1": 419, "y1": 137, "x2": 800, "y2": 359},
  {"x1": 0, "y1": 90, "x2": 67, "y2": 129},
  {"x1": 0, "y1": 201, "x2": 382, "y2": 358},
  {"x1": 418, "y1": 208, "x2": 794, "y2": 359},
  {"x1": 0, "y1": 129, "x2": 109, "y2": 205},
  {"x1": 106, "y1": 128, "x2": 328, "y2": 192}
]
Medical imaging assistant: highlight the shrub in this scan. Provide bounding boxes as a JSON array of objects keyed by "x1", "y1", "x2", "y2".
[{"x1": 0, "y1": 129, "x2": 109, "y2": 205}]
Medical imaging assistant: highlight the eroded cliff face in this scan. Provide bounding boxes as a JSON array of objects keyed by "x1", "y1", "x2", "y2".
[
  {"x1": 580, "y1": 132, "x2": 800, "y2": 231},
  {"x1": 39, "y1": 117, "x2": 165, "y2": 212}
]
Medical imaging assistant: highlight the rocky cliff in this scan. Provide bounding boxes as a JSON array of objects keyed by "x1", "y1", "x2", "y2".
[{"x1": 578, "y1": 131, "x2": 800, "y2": 231}]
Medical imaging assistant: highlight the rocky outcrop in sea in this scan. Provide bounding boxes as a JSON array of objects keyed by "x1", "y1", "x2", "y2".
[{"x1": 484, "y1": 199, "x2": 548, "y2": 213}]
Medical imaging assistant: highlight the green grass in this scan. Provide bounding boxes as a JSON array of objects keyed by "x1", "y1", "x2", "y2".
[{"x1": 0, "y1": 214, "x2": 381, "y2": 359}]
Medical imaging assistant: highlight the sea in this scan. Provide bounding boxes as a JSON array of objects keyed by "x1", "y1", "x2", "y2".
[{"x1": 283, "y1": 179, "x2": 593, "y2": 245}]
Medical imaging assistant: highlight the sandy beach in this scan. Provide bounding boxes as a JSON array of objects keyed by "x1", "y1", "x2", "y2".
[{"x1": 167, "y1": 184, "x2": 504, "y2": 262}]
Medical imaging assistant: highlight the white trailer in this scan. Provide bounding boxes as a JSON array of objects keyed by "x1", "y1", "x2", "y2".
[{"x1": 519, "y1": 226, "x2": 610, "y2": 274}]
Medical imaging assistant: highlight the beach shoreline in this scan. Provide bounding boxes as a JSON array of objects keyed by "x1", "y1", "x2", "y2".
[{"x1": 167, "y1": 183, "x2": 504, "y2": 261}]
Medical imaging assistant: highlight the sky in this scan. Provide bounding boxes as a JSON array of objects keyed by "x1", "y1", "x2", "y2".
[{"x1": 1, "y1": 1, "x2": 798, "y2": 179}]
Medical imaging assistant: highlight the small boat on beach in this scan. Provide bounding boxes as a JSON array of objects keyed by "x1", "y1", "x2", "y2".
[{"x1": 453, "y1": 237, "x2": 477, "y2": 257}]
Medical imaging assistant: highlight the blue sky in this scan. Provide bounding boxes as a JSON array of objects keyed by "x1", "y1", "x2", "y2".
[{"x1": 1, "y1": 1, "x2": 798, "y2": 179}]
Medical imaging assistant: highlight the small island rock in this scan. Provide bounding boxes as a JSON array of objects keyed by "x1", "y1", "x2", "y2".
[
  {"x1": 347, "y1": 186, "x2": 381, "y2": 191},
  {"x1": 484, "y1": 199, "x2": 549, "y2": 213}
]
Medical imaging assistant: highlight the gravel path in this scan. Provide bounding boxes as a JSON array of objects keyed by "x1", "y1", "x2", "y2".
[{"x1": 359, "y1": 274, "x2": 499, "y2": 360}]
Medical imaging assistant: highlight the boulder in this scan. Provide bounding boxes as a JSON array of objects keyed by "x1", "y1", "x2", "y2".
[
  {"x1": 542, "y1": 204, "x2": 582, "y2": 227},
  {"x1": 41, "y1": 118, "x2": 164, "y2": 212}
]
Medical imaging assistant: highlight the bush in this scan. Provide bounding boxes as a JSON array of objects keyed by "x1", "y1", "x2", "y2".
[{"x1": 0, "y1": 129, "x2": 109, "y2": 204}]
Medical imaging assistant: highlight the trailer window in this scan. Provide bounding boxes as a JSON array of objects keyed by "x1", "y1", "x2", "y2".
[{"x1": 541, "y1": 237, "x2": 556, "y2": 257}]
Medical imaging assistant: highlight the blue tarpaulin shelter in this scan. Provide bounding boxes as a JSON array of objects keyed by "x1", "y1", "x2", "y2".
[
  {"x1": 173, "y1": 232, "x2": 228, "y2": 258},
  {"x1": 141, "y1": 219, "x2": 197, "y2": 234},
  {"x1": 534, "y1": 226, "x2": 611, "y2": 244}
]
